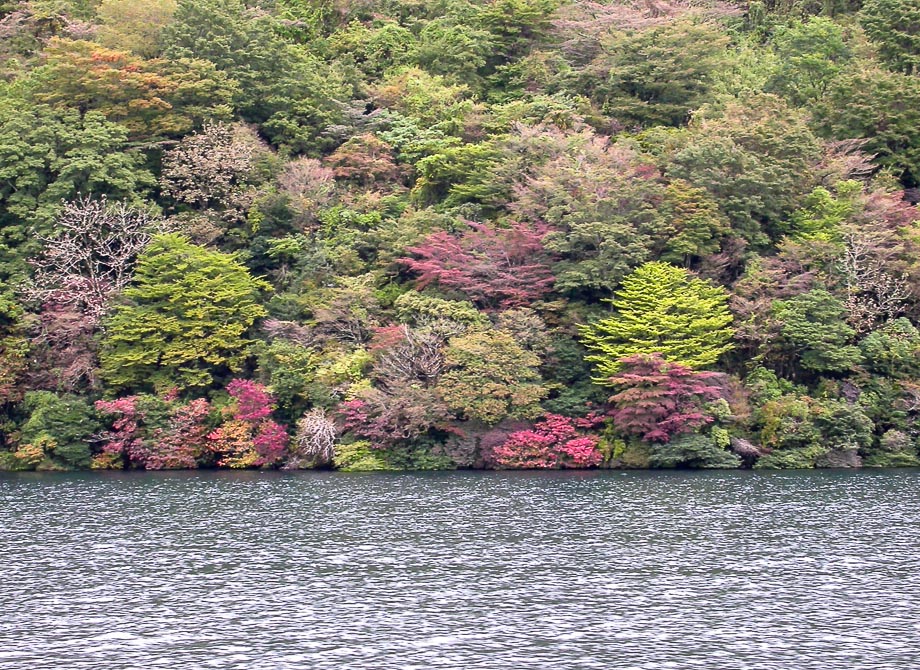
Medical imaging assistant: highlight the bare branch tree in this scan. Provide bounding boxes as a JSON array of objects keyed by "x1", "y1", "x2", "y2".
[
  {"x1": 286, "y1": 408, "x2": 338, "y2": 468},
  {"x1": 373, "y1": 325, "x2": 446, "y2": 388},
  {"x1": 841, "y1": 232, "x2": 911, "y2": 334},
  {"x1": 22, "y1": 195, "x2": 160, "y2": 326}
]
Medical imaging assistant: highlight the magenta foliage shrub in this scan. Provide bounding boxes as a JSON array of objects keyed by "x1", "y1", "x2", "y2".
[
  {"x1": 150, "y1": 398, "x2": 211, "y2": 469},
  {"x1": 227, "y1": 378, "x2": 274, "y2": 421},
  {"x1": 94, "y1": 395, "x2": 212, "y2": 469},
  {"x1": 400, "y1": 220, "x2": 555, "y2": 309},
  {"x1": 607, "y1": 354, "x2": 723, "y2": 443},
  {"x1": 208, "y1": 380, "x2": 288, "y2": 467},
  {"x1": 94, "y1": 396, "x2": 145, "y2": 466},
  {"x1": 489, "y1": 413, "x2": 602, "y2": 469}
]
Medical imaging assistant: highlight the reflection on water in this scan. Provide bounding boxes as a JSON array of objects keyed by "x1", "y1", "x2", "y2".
[{"x1": 1, "y1": 469, "x2": 918, "y2": 669}]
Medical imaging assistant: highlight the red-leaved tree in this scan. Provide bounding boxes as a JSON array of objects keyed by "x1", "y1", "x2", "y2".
[
  {"x1": 607, "y1": 354, "x2": 723, "y2": 443},
  {"x1": 400, "y1": 221, "x2": 555, "y2": 310}
]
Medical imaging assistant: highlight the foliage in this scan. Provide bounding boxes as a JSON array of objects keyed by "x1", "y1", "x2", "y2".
[
  {"x1": 605, "y1": 354, "x2": 724, "y2": 444},
  {"x1": 580, "y1": 262, "x2": 734, "y2": 379},
  {"x1": 401, "y1": 220, "x2": 555, "y2": 309},
  {"x1": 100, "y1": 234, "x2": 270, "y2": 392},
  {"x1": 13, "y1": 391, "x2": 99, "y2": 469},
  {"x1": 208, "y1": 379, "x2": 287, "y2": 468},
  {"x1": 3, "y1": 0, "x2": 920, "y2": 472},
  {"x1": 488, "y1": 413, "x2": 601, "y2": 469},
  {"x1": 772, "y1": 289, "x2": 862, "y2": 374},
  {"x1": 647, "y1": 433, "x2": 741, "y2": 469},
  {"x1": 437, "y1": 330, "x2": 546, "y2": 424}
]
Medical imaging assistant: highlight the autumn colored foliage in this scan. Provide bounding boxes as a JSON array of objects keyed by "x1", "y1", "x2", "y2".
[
  {"x1": 607, "y1": 354, "x2": 724, "y2": 443},
  {"x1": 401, "y1": 221, "x2": 555, "y2": 309},
  {"x1": 3, "y1": 0, "x2": 920, "y2": 472},
  {"x1": 489, "y1": 414, "x2": 602, "y2": 469}
]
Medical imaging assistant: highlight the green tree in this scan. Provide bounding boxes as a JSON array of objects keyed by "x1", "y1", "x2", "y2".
[
  {"x1": 860, "y1": 0, "x2": 920, "y2": 75},
  {"x1": 0, "y1": 104, "x2": 155, "y2": 281},
  {"x1": 768, "y1": 16, "x2": 851, "y2": 104},
  {"x1": 772, "y1": 288, "x2": 862, "y2": 374},
  {"x1": 13, "y1": 391, "x2": 100, "y2": 470},
  {"x1": 580, "y1": 261, "x2": 734, "y2": 381},
  {"x1": 96, "y1": 0, "x2": 178, "y2": 58},
  {"x1": 101, "y1": 234, "x2": 270, "y2": 392},
  {"x1": 812, "y1": 63, "x2": 920, "y2": 185},
  {"x1": 666, "y1": 95, "x2": 822, "y2": 246},
  {"x1": 588, "y1": 20, "x2": 730, "y2": 128},
  {"x1": 436, "y1": 330, "x2": 546, "y2": 424},
  {"x1": 162, "y1": 0, "x2": 346, "y2": 152}
]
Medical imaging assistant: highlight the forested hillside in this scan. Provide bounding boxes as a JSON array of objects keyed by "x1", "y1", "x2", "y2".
[{"x1": 2, "y1": 0, "x2": 920, "y2": 471}]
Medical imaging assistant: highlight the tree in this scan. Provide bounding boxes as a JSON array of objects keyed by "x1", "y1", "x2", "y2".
[
  {"x1": 23, "y1": 195, "x2": 158, "y2": 325},
  {"x1": 647, "y1": 432, "x2": 740, "y2": 469},
  {"x1": 401, "y1": 221, "x2": 555, "y2": 310},
  {"x1": 666, "y1": 94, "x2": 822, "y2": 246},
  {"x1": 772, "y1": 289, "x2": 862, "y2": 374},
  {"x1": 95, "y1": 0, "x2": 177, "y2": 58},
  {"x1": 860, "y1": 0, "x2": 920, "y2": 75},
  {"x1": 812, "y1": 64, "x2": 920, "y2": 185},
  {"x1": 338, "y1": 383, "x2": 452, "y2": 448},
  {"x1": 0, "y1": 293, "x2": 29, "y2": 407},
  {"x1": 100, "y1": 234, "x2": 270, "y2": 392},
  {"x1": 35, "y1": 38, "x2": 236, "y2": 139},
  {"x1": 508, "y1": 126, "x2": 665, "y2": 296},
  {"x1": 606, "y1": 353, "x2": 724, "y2": 443},
  {"x1": 436, "y1": 330, "x2": 546, "y2": 424},
  {"x1": 208, "y1": 379, "x2": 287, "y2": 468},
  {"x1": 162, "y1": 0, "x2": 346, "y2": 152},
  {"x1": 0, "y1": 105, "x2": 155, "y2": 281},
  {"x1": 94, "y1": 394, "x2": 212, "y2": 469},
  {"x1": 587, "y1": 20, "x2": 730, "y2": 128},
  {"x1": 23, "y1": 301, "x2": 100, "y2": 393},
  {"x1": 767, "y1": 17, "x2": 851, "y2": 105},
  {"x1": 287, "y1": 407, "x2": 337, "y2": 468},
  {"x1": 859, "y1": 318, "x2": 920, "y2": 379},
  {"x1": 160, "y1": 122, "x2": 265, "y2": 225},
  {"x1": 580, "y1": 262, "x2": 734, "y2": 381},
  {"x1": 15, "y1": 391, "x2": 100, "y2": 470}
]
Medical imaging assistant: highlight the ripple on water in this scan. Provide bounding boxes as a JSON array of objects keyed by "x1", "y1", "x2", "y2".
[{"x1": 1, "y1": 469, "x2": 919, "y2": 670}]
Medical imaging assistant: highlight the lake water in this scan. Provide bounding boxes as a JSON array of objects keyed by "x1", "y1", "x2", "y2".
[{"x1": 0, "y1": 469, "x2": 918, "y2": 669}]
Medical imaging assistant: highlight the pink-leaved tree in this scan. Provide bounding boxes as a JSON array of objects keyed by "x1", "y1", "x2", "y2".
[
  {"x1": 400, "y1": 220, "x2": 555, "y2": 310},
  {"x1": 607, "y1": 353, "x2": 723, "y2": 443}
]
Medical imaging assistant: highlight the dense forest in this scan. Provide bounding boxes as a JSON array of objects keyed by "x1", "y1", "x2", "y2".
[{"x1": 1, "y1": 0, "x2": 920, "y2": 471}]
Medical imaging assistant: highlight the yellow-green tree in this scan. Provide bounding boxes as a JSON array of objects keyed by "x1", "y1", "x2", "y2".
[
  {"x1": 580, "y1": 261, "x2": 734, "y2": 382},
  {"x1": 100, "y1": 234, "x2": 270, "y2": 392}
]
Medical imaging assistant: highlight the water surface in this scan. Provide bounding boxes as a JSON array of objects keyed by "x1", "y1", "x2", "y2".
[{"x1": 1, "y1": 469, "x2": 918, "y2": 669}]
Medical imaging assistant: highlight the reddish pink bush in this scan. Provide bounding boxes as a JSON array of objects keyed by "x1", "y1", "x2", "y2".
[
  {"x1": 208, "y1": 380, "x2": 287, "y2": 468},
  {"x1": 149, "y1": 398, "x2": 211, "y2": 469},
  {"x1": 226, "y1": 379, "x2": 274, "y2": 422},
  {"x1": 489, "y1": 413, "x2": 602, "y2": 469},
  {"x1": 95, "y1": 395, "x2": 212, "y2": 469}
]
